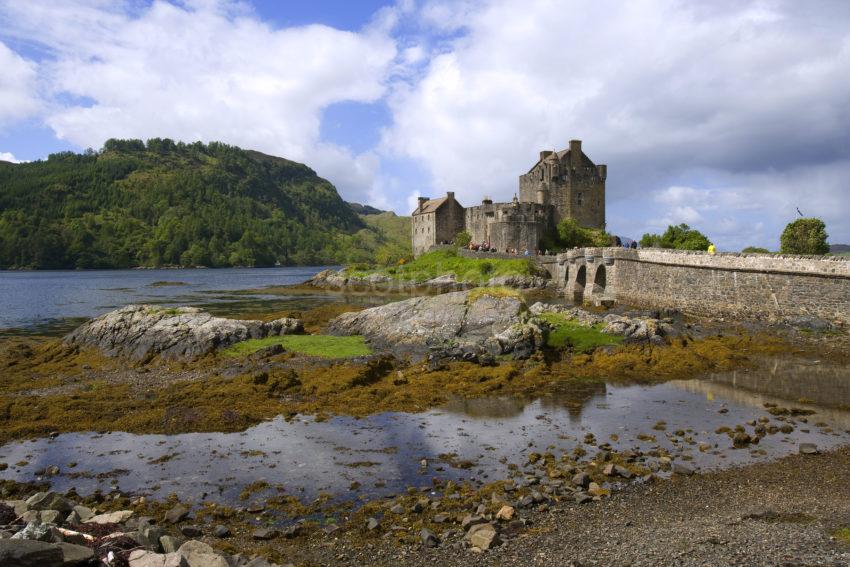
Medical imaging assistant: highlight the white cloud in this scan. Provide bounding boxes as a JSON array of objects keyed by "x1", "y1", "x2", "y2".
[
  {"x1": 0, "y1": 41, "x2": 39, "y2": 128},
  {"x1": 383, "y1": 0, "x2": 850, "y2": 247},
  {"x1": 0, "y1": 0, "x2": 397, "y2": 203},
  {"x1": 0, "y1": 151, "x2": 21, "y2": 163}
]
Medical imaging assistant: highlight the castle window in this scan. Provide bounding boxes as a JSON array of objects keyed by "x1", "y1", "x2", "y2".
[
  {"x1": 539, "y1": 168, "x2": 543, "y2": 180},
  {"x1": 578, "y1": 192, "x2": 583, "y2": 206}
]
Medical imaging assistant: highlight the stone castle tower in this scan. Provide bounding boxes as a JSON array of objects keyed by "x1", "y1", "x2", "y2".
[
  {"x1": 518, "y1": 139, "x2": 607, "y2": 229},
  {"x1": 412, "y1": 139, "x2": 606, "y2": 256}
]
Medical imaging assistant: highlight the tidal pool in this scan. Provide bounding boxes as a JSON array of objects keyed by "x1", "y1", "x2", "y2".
[{"x1": 0, "y1": 356, "x2": 848, "y2": 508}]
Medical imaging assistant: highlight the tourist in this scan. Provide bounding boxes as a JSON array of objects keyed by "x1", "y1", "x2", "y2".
[{"x1": 708, "y1": 243, "x2": 716, "y2": 255}]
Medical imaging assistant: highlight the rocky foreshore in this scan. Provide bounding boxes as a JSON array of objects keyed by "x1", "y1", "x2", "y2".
[
  {"x1": 64, "y1": 306, "x2": 302, "y2": 361},
  {"x1": 327, "y1": 289, "x2": 679, "y2": 361},
  {"x1": 0, "y1": 489, "x2": 287, "y2": 566},
  {"x1": 0, "y1": 423, "x2": 835, "y2": 567},
  {"x1": 307, "y1": 268, "x2": 553, "y2": 292}
]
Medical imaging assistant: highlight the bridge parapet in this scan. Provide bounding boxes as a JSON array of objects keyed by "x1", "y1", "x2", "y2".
[{"x1": 558, "y1": 247, "x2": 850, "y2": 324}]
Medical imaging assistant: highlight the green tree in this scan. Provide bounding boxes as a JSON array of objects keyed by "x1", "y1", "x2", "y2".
[
  {"x1": 454, "y1": 230, "x2": 472, "y2": 247},
  {"x1": 0, "y1": 139, "x2": 412, "y2": 269},
  {"x1": 742, "y1": 246, "x2": 770, "y2": 254},
  {"x1": 780, "y1": 218, "x2": 829, "y2": 255},
  {"x1": 556, "y1": 219, "x2": 612, "y2": 249},
  {"x1": 640, "y1": 224, "x2": 710, "y2": 251}
]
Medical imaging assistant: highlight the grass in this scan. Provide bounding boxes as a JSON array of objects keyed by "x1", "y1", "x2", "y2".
[
  {"x1": 347, "y1": 248, "x2": 544, "y2": 285},
  {"x1": 538, "y1": 312, "x2": 623, "y2": 353},
  {"x1": 467, "y1": 286, "x2": 524, "y2": 303},
  {"x1": 221, "y1": 335, "x2": 372, "y2": 358},
  {"x1": 835, "y1": 527, "x2": 850, "y2": 545}
]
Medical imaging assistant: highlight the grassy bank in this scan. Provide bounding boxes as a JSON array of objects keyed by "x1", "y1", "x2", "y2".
[{"x1": 347, "y1": 249, "x2": 545, "y2": 285}]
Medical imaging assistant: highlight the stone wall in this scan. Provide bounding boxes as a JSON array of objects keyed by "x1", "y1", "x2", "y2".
[
  {"x1": 412, "y1": 197, "x2": 465, "y2": 256},
  {"x1": 464, "y1": 201, "x2": 549, "y2": 252},
  {"x1": 518, "y1": 140, "x2": 606, "y2": 230},
  {"x1": 412, "y1": 211, "x2": 436, "y2": 256},
  {"x1": 557, "y1": 248, "x2": 850, "y2": 324},
  {"x1": 435, "y1": 199, "x2": 465, "y2": 246}
]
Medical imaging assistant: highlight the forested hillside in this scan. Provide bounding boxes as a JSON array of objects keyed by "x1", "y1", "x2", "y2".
[{"x1": 0, "y1": 139, "x2": 408, "y2": 269}]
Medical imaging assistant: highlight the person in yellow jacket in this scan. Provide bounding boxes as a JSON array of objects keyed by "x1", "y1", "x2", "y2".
[{"x1": 707, "y1": 243, "x2": 716, "y2": 255}]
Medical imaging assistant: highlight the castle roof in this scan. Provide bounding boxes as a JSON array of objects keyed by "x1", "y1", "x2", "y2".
[
  {"x1": 526, "y1": 147, "x2": 597, "y2": 173},
  {"x1": 414, "y1": 196, "x2": 447, "y2": 214}
]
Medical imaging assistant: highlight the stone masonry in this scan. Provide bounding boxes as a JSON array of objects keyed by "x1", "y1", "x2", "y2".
[
  {"x1": 537, "y1": 248, "x2": 850, "y2": 325},
  {"x1": 412, "y1": 140, "x2": 606, "y2": 257}
]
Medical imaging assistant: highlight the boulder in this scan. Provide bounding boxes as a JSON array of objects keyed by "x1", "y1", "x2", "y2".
[
  {"x1": 11, "y1": 522, "x2": 62, "y2": 543},
  {"x1": 466, "y1": 523, "x2": 499, "y2": 550},
  {"x1": 128, "y1": 550, "x2": 189, "y2": 567},
  {"x1": 177, "y1": 540, "x2": 229, "y2": 567},
  {"x1": 328, "y1": 290, "x2": 535, "y2": 357},
  {"x1": 0, "y1": 539, "x2": 64, "y2": 567},
  {"x1": 25, "y1": 492, "x2": 73, "y2": 513},
  {"x1": 86, "y1": 510, "x2": 133, "y2": 524},
  {"x1": 56, "y1": 542, "x2": 94, "y2": 565},
  {"x1": 64, "y1": 305, "x2": 303, "y2": 361},
  {"x1": 137, "y1": 524, "x2": 165, "y2": 551},
  {"x1": 487, "y1": 275, "x2": 551, "y2": 289},
  {"x1": 164, "y1": 505, "x2": 190, "y2": 524}
]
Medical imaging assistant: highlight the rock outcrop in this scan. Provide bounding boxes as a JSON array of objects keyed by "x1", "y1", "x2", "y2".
[
  {"x1": 307, "y1": 268, "x2": 551, "y2": 292},
  {"x1": 327, "y1": 290, "x2": 544, "y2": 359},
  {"x1": 528, "y1": 302, "x2": 679, "y2": 345},
  {"x1": 64, "y1": 305, "x2": 302, "y2": 361}
]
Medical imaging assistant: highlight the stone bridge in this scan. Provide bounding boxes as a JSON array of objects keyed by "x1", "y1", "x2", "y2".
[{"x1": 538, "y1": 248, "x2": 850, "y2": 325}]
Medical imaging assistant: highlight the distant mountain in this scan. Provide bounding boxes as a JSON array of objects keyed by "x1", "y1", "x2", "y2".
[
  {"x1": 830, "y1": 244, "x2": 850, "y2": 253},
  {"x1": 0, "y1": 139, "x2": 406, "y2": 269},
  {"x1": 347, "y1": 202, "x2": 386, "y2": 215}
]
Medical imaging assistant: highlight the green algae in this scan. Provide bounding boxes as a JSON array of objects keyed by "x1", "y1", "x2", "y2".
[
  {"x1": 221, "y1": 334, "x2": 372, "y2": 358},
  {"x1": 538, "y1": 312, "x2": 623, "y2": 352}
]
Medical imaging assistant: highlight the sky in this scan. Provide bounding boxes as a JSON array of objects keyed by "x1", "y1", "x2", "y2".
[{"x1": 1, "y1": 0, "x2": 849, "y2": 250}]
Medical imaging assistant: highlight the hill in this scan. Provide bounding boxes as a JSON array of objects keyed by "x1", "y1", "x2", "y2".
[
  {"x1": 830, "y1": 244, "x2": 850, "y2": 255},
  {"x1": 0, "y1": 139, "x2": 408, "y2": 269}
]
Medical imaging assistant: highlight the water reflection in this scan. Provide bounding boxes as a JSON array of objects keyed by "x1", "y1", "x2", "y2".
[{"x1": 1, "y1": 356, "x2": 848, "y2": 506}]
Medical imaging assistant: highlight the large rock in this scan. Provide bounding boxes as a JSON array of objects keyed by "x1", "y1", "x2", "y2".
[
  {"x1": 25, "y1": 492, "x2": 73, "y2": 513},
  {"x1": 56, "y1": 542, "x2": 94, "y2": 565},
  {"x1": 128, "y1": 550, "x2": 189, "y2": 567},
  {"x1": 64, "y1": 305, "x2": 303, "y2": 361},
  {"x1": 177, "y1": 540, "x2": 229, "y2": 567},
  {"x1": 0, "y1": 539, "x2": 64, "y2": 567},
  {"x1": 466, "y1": 523, "x2": 500, "y2": 550},
  {"x1": 86, "y1": 510, "x2": 133, "y2": 524},
  {"x1": 328, "y1": 290, "x2": 539, "y2": 357},
  {"x1": 487, "y1": 275, "x2": 551, "y2": 289}
]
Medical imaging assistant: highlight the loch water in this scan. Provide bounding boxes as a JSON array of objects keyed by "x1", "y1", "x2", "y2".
[{"x1": 0, "y1": 266, "x2": 339, "y2": 336}]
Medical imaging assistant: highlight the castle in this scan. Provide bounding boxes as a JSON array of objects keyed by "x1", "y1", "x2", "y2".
[{"x1": 412, "y1": 140, "x2": 606, "y2": 256}]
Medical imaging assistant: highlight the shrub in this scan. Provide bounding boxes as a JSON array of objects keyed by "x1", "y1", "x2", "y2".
[
  {"x1": 742, "y1": 246, "x2": 770, "y2": 254},
  {"x1": 556, "y1": 219, "x2": 612, "y2": 249},
  {"x1": 780, "y1": 218, "x2": 829, "y2": 255},
  {"x1": 454, "y1": 230, "x2": 472, "y2": 247},
  {"x1": 640, "y1": 224, "x2": 710, "y2": 251}
]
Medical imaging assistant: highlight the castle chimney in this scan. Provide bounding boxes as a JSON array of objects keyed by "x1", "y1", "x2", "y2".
[
  {"x1": 569, "y1": 140, "x2": 582, "y2": 168},
  {"x1": 417, "y1": 196, "x2": 428, "y2": 211},
  {"x1": 596, "y1": 164, "x2": 607, "y2": 180},
  {"x1": 446, "y1": 191, "x2": 455, "y2": 201},
  {"x1": 539, "y1": 150, "x2": 553, "y2": 161}
]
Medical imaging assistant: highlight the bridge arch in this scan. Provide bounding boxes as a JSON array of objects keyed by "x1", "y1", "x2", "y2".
[
  {"x1": 573, "y1": 265, "x2": 586, "y2": 303},
  {"x1": 589, "y1": 264, "x2": 606, "y2": 299}
]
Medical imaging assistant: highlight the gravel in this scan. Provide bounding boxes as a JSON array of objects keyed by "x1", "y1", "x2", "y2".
[{"x1": 288, "y1": 447, "x2": 850, "y2": 566}]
